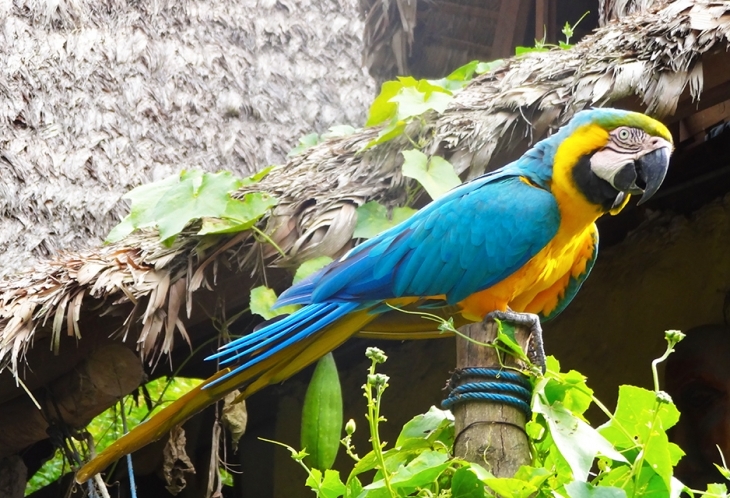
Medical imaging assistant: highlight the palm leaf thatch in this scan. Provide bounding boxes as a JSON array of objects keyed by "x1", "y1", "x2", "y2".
[
  {"x1": 0, "y1": 0, "x2": 373, "y2": 278},
  {"x1": 0, "y1": 0, "x2": 729, "y2": 454}
]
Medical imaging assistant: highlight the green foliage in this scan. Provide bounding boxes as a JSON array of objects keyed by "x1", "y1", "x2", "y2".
[
  {"x1": 288, "y1": 126, "x2": 359, "y2": 157},
  {"x1": 271, "y1": 330, "x2": 730, "y2": 498},
  {"x1": 249, "y1": 285, "x2": 299, "y2": 320},
  {"x1": 302, "y1": 353, "x2": 344, "y2": 470},
  {"x1": 363, "y1": 59, "x2": 499, "y2": 150},
  {"x1": 401, "y1": 150, "x2": 461, "y2": 200},
  {"x1": 353, "y1": 202, "x2": 417, "y2": 240},
  {"x1": 294, "y1": 256, "x2": 335, "y2": 285},
  {"x1": 516, "y1": 11, "x2": 590, "y2": 55},
  {"x1": 106, "y1": 168, "x2": 276, "y2": 245},
  {"x1": 26, "y1": 377, "x2": 203, "y2": 495}
]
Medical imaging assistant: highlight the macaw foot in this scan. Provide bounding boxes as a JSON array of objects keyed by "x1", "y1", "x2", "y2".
[{"x1": 486, "y1": 310, "x2": 546, "y2": 373}]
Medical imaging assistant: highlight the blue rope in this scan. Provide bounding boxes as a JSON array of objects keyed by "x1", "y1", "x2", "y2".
[{"x1": 442, "y1": 368, "x2": 532, "y2": 417}]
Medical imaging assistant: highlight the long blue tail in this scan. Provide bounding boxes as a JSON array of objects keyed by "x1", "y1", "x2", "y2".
[{"x1": 204, "y1": 302, "x2": 360, "y2": 387}]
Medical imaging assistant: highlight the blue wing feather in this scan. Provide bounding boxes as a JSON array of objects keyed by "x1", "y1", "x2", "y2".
[{"x1": 277, "y1": 159, "x2": 560, "y2": 308}]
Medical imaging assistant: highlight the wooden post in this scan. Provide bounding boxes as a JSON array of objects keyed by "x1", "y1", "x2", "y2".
[{"x1": 453, "y1": 319, "x2": 531, "y2": 476}]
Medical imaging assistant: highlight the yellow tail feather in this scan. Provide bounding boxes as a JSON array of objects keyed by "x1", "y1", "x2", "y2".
[{"x1": 75, "y1": 309, "x2": 378, "y2": 483}]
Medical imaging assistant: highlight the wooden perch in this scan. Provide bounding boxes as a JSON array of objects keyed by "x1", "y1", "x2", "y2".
[
  {"x1": 452, "y1": 319, "x2": 531, "y2": 477},
  {"x1": 0, "y1": 344, "x2": 143, "y2": 458}
]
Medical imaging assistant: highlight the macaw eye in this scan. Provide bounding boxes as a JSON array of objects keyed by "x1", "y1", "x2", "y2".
[{"x1": 618, "y1": 128, "x2": 630, "y2": 140}]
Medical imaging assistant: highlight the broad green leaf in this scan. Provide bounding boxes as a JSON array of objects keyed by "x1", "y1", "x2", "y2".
[
  {"x1": 633, "y1": 466, "x2": 670, "y2": 498},
  {"x1": 152, "y1": 170, "x2": 242, "y2": 243},
  {"x1": 346, "y1": 476, "x2": 363, "y2": 498},
  {"x1": 476, "y1": 60, "x2": 504, "y2": 74},
  {"x1": 401, "y1": 150, "x2": 461, "y2": 200},
  {"x1": 364, "y1": 120, "x2": 405, "y2": 150},
  {"x1": 533, "y1": 386, "x2": 626, "y2": 481},
  {"x1": 513, "y1": 466, "x2": 551, "y2": 490},
  {"x1": 198, "y1": 192, "x2": 277, "y2": 235},
  {"x1": 396, "y1": 406, "x2": 454, "y2": 447},
  {"x1": 598, "y1": 385, "x2": 680, "y2": 489},
  {"x1": 564, "y1": 481, "x2": 626, "y2": 498},
  {"x1": 293, "y1": 256, "x2": 334, "y2": 285},
  {"x1": 495, "y1": 321, "x2": 529, "y2": 360},
  {"x1": 323, "y1": 125, "x2": 357, "y2": 139},
  {"x1": 483, "y1": 477, "x2": 537, "y2": 498},
  {"x1": 706, "y1": 483, "x2": 729, "y2": 497},
  {"x1": 367, "y1": 450, "x2": 449, "y2": 490},
  {"x1": 249, "y1": 286, "x2": 299, "y2": 320},
  {"x1": 288, "y1": 132, "x2": 321, "y2": 156},
  {"x1": 515, "y1": 45, "x2": 549, "y2": 55},
  {"x1": 106, "y1": 174, "x2": 179, "y2": 242},
  {"x1": 320, "y1": 469, "x2": 347, "y2": 498},
  {"x1": 452, "y1": 467, "x2": 487, "y2": 498},
  {"x1": 366, "y1": 80, "x2": 404, "y2": 127},
  {"x1": 240, "y1": 165, "x2": 275, "y2": 186},
  {"x1": 353, "y1": 201, "x2": 416, "y2": 239},
  {"x1": 391, "y1": 86, "x2": 452, "y2": 121},
  {"x1": 301, "y1": 353, "x2": 343, "y2": 470}
]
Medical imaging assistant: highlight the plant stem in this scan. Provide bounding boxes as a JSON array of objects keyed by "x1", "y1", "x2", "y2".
[{"x1": 366, "y1": 361, "x2": 396, "y2": 497}]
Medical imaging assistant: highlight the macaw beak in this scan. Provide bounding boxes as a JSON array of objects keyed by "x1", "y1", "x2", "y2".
[
  {"x1": 609, "y1": 143, "x2": 671, "y2": 205},
  {"x1": 635, "y1": 146, "x2": 671, "y2": 204}
]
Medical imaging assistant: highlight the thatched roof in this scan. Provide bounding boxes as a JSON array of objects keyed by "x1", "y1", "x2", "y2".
[
  {"x1": 0, "y1": 0, "x2": 373, "y2": 277},
  {"x1": 1, "y1": 0, "x2": 729, "y2": 446}
]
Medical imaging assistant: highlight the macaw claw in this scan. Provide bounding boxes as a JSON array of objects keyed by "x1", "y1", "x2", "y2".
[{"x1": 486, "y1": 310, "x2": 546, "y2": 373}]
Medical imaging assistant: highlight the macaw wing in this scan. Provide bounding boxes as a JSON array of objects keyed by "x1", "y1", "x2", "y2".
[{"x1": 278, "y1": 172, "x2": 561, "y2": 307}]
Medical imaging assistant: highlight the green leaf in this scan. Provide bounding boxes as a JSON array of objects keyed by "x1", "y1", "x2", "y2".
[
  {"x1": 198, "y1": 192, "x2": 277, "y2": 235},
  {"x1": 366, "y1": 80, "x2": 404, "y2": 127},
  {"x1": 305, "y1": 468, "x2": 342, "y2": 496},
  {"x1": 151, "y1": 170, "x2": 243, "y2": 243},
  {"x1": 452, "y1": 467, "x2": 487, "y2": 498},
  {"x1": 706, "y1": 483, "x2": 729, "y2": 497},
  {"x1": 598, "y1": 385, "x2": 681, "y2": 490},
  {"x1": 401, "y1": 150, "x2": 461, "y2": 200},
  {"x1": 364, "y1": 120, "x2": 406, "y2": 150},
  {"x1": 249, "y1": 286, "x2": 299, "y2": 320},
  {"x1": 106, "y1": 175, "x2": 179, "y2": 242},
  {"x1": 240, "y1": 165, "x2": 275, "y2": 186},
  {"x1": 513, "y1": 465, "x2": 551, "y2": 490},
  {"x1": 396, "y1": 406, "x2": 454, "y2": 447},
  {"x1": 366, "y1": 450, "x2": 449, "y2": 490},
  {"x1": 293, "y1": 256, "x2": 334, "y2": 285},
  {"x1": 319, "y1": 469, "x2": 347, "y2": 498},
  {"x1": 495, "y1": 321, "x2": 528, "y2": 360},
  {"x1": 533, "y1": 383, "x2": 627, "y2": 481},
  {"x1": 323, "y1": 125, "x2": 358, "y2": 139},
  {"x1": 288, "y1": 132, "x2": 322, "y2": 156},
  {"x1": 515, "y1": 45, "x2": 549, "y2": 55},
  {"x1": 345, "y1": 476, "x2": 363, "y2": 498},
  {"x1": 391, "y1": 86, "x2": 452, "y2": 121},
  {"x1": 353, "y1": 201, "x2": 416, "y2": 239},
  {"x1": 476, "y1": 60, "x2": 504, "y2": 74},
  {"x1": 301, "y1": 353, "x2": 343, "y2": 471},
  {"x1": 483, "y1": 477, "x2": 537, "y2": 498},
  {"x1": 564, "y1": 481, "x2": 627, "y2": 498}
]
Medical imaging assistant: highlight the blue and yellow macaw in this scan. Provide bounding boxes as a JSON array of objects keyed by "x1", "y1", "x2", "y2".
[{"x1": 76, "y1": 108, "x2": 673, "y2": 482}]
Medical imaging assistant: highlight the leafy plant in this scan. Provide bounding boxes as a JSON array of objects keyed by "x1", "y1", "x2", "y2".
[
  {"x1": 26, "y1": 377, "x2": 204, "y2": 495},
  {"x1": 107, "y1": 168, "x2": 276, "y2": 245},
  {"x1": 271, "y1": 330, "x2": 730, "y2": 498},
  {"x1": 516, "y1": 11, "x2": 590, "y2": 55}
]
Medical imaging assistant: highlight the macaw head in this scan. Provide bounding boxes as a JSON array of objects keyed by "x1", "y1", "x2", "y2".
[{"x1": 550, "y1": 108, "x2": 674, "y2": 213}]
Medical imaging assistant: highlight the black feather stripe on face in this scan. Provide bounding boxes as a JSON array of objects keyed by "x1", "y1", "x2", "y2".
[{"x1": 572, "y1": 153, "x2": 621, "y2": 211}]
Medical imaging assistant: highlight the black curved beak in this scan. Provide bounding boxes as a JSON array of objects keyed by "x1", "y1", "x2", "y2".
[{"x1": 635, "y1": 147, "x2": 670, "y2": 205}]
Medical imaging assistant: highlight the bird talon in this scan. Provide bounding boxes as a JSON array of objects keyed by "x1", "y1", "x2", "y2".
[{"x1": 486, "y1": 310, "x2": 546, "y2": 373}]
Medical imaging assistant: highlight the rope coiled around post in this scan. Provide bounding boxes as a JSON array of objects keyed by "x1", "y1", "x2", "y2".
[{"x1": 442, "y1": 368, "x2": 532, "y2": 417}]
